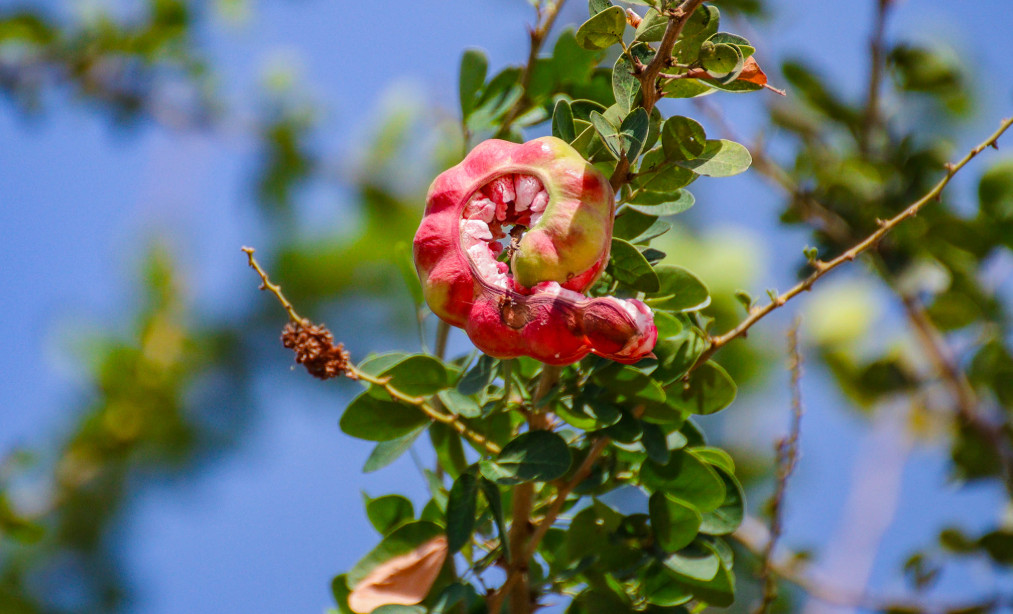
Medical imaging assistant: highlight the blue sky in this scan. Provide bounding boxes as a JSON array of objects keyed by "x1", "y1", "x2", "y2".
[{"x1": 2, "y1": 0, "x2": 1012, "y2": 611}]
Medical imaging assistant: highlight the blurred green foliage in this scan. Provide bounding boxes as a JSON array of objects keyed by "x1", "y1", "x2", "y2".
[{"x1": 2, "y1": 0, "x2": 1013, "y2": 613}]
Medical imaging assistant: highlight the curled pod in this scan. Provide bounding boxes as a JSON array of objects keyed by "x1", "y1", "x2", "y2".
[{"x1": 413, "y1": 137, "x2": 657, "y2": 364}]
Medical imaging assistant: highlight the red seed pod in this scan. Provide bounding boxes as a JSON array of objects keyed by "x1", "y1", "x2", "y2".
[{"x1": 413, "y1": 137, "x2": 657, "y2": 365}]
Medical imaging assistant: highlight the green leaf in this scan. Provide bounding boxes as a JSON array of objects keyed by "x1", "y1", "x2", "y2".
[
  {"x1": 647, "y1": 265, "x2": 711, "y2": 312},
  {"x1": 641, "y1": 449, "x2": 726, "y2": 512},
  {"x1": 668, "y1": 361, "x2": 737, "y2": 415},
  {"x1": 557, "y1": 397, "x2": 623, "y2": 430},
  {"x1": 365, "y1": 494, "x2": 415, "y2": 535},
  {"x1": 635, "y1": 148, "x2": 696, "y2": 192},
  {"x1": 641, "y1": 421, "x2": 670, "y2": 464},
  {"x1": 664, "y1": 542, "x2": 720, "y2": 581},
  {"x1": 609, "y1": 238, "x2": 661, "y2": 292},
  {"x1": 430, "y1": 422, "x2": 468, "y2": 479},
  {"x1": 613, "y1": 208, "x2": 658, "y2": 241},
  {"x1": 650, "y1": 491, "x2": 702, "y2": 552},
  {"x1": 603, "y1": 407, "x2": 643, "y2": 443},
  {"x1": 437, "y1": 388, "x2": 482, "y2": 418},
  {"x1": 675, "y1": 139, "x2": 751, "y2": 177},
  {"x1": 381, "y1": 355, "x2": 450, "y2": 397},
  {"x1": 347, "y1": 521, "x2": 445, "y2": 587},
  {"x1": 699, "y1": 41, "x2": 743, "y2": 80},
  {"x1": 651, "y1": 329, "x2": 707, "y2": 384},
  {"x1": 571, "y1": 123, "x2": 610, "y2": 161},
  {"x1": 457, "y1": 354, "x2": 498, "y2": 394},
  {"x1": 699, "y1": 468, "x2": 744, "y2": 535},
  {"x1": 331, "y1": 574, "x2": 355, "y2": 614},
  {"x1": 631, "y1": 218, "x2": 672, "y2": 243},
  {"x1": 363, "y1": 426, "x2": 426, "y2": 473},
  {"x1": 575, "y1": 6, "x2": 626, "y2": 50},
  {"x1": 589, "y1": 0, "x2": 613, "y2": 15},
  {"x1": 479, "y1": 478, "x2": 510, "y2": 560},
  {"x1": 708, "y1": 32, "x2": 755, "y2": 57},
  {"x1": 446, "y1": 472, "x2": 479, "y2": 553},
  {"x1": 628, "y1": 189, "x2": 695, "y2": 217},
  {"x1": 635, "y1": 8, "x2": 668, "y2": 42},
  {"x1": 340, "y1": 391, "x2": 430, "y2": 441},
  {"x1": 669, "y1": 551, "x2": 736, "y2": 607},
  {"x1": 570, "y1": 98, "x2": 608, "y2": 121},
  {"x1": 595, "y1": 364, "x2": 667, "y2": 404},
  {"x1": 662, "y1": 77, "x2": 715, "y2": 98},
  {"x1": 613, "y1": 55, "x2": 640, "y2": 114},
  {"x1": 661, "y1": 116, "x2": 707, "y2": 161},
  {"x1": 589, "y1": 110, "x2": 621, "y2": 159},
  {"x1": 481, "y1": 431, "x2": 572, "y2": 485},
  {"x1": 552, "y1": 99, "x2": 576, "y2": 142},
  {"x1": 653, "y1": 311, "x2": 683, "y2": 339},
  {"x1": 643, "y1": 564, "x2": 694, "y2": 607},
  {"x1": 621, "y1": 107, "x2": 650, "y2": 160},
  {"x1": 358, "y1": 352, "x2": 411, "y2": 377},
  {"x1": 459, "y1": 49, "x2": 488, "y2": 118},
  {"x1": 693, "y1": 447, "x2": 734, "y2": 474}
]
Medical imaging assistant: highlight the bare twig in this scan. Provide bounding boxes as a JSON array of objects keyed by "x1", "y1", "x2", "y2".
[
  {"x1": 755, "y1": 319, "x2": 805, "y2": 614},
  {"x1": 609, "y1": 0, "x2": 707, "y2": 190},
  {"x1": 495, "y1": 0, "x2": 569, "y2": 138},
  {"x1": 241, "y1": 246, "x2": 502, "y2": 456},
  {"x1": 700, "y1": 102, "x2": 1013, "y2": 496},
  {"x1": 488, "y1": 436, "x2": 611, "y2": 614},
  {"x1": 691, "y1": 116, "x2": 1013, "y2": 370},
  {"x1": 860, "y1": 0, "x2": 894, "y2": 154},
  {"x1": 736, "y1": 516, "x2": 1008, "y2": 613}
]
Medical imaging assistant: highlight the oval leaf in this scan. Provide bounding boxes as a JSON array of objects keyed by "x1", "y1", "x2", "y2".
[
  {"x1": 481, "y1": 430, "x2": 572, "y2": 485},
  {"x1": 609, "y1": 238, "x2": 661, "y2": 292},
  {"x1": 341, "y1": 392, "x2": 430, "y2": 442},
  {"x1": 675, "y1": 139, "x2": 752, "y2": 177},
  {"x1": 575, "y1": 6, "x2": 627, "y2": 50}
]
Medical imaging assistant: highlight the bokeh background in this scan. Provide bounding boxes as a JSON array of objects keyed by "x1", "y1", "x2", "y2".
[{"x1": 2, "y1": 0, "x2": 1012, "y2": 612}]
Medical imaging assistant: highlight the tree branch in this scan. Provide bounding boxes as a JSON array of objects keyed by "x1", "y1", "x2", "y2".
[
  {"x1": 736, "y1": 515, "x2": 1008, "y2": 613},
  {"x1": 755, "y1": 318, "x2": 805, "y2": 614},
  {"x1": 691, "y1": 116, "x2": 1013, "y2": 370},
  {"x1": 241, "y1": 246, "x2": 502, "y2": 456},
  {"x1": 495, "y1": 0, "x2": 569, "y2": 138}
]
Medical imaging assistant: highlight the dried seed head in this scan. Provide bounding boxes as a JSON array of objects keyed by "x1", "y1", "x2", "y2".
[{"x1": 281, "y1": 321, "x2": 351, "y2": 380}]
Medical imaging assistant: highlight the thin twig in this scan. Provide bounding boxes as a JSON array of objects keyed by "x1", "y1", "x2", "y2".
[
  {"x1": 755, "y1": 318, "x2": 805, "y2": 614},
  {"x1": 241, "y1": 246, "x2": 501, "y2": 456},
  {"x1": 735, "y1": 516, "x2": 1008, "y2": 613},
  {"x1": 700, "y1": 102, "x2": 1013, "y2": 495},
  {"x1": 860, "y1": 0, "x2": 893, "y2": 155},
  {"x1": 502, "y1": 364, "x2": 562, "y2": 614},
  {"x1": 608, "y1": 0, "x2": 707, "y2": 190},
  {"x1": 691, "y1": 116, "x2": 1013, "y2": 370},
  {"x1": 495, "y1": 0, "x2": 569, "y2": 138},
  {"x1": 488, "y1": 436, "x2": 611, "y2": 614}
]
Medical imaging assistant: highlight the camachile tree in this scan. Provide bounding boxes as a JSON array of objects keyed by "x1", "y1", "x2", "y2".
[{"x1": 242, "y1": 1, "x2": 1013, "y2": 613}]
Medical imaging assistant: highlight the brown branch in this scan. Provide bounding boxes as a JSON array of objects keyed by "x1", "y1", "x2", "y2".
[
  {"x1": 860, "y1": 0, "x2": 894, "y2": 155},
  {"x1": 495, "y1": 0, "x2": 569, "y2": 138},
  {"x1": 241, "y1": 246, "x2": 502, "y2": 456},
  {"x1": 502, "y1": 364, "x2": 562, "y2": 614},
  {"x1": 691, "y1": 116, "x2": 1013, "y2": 370},
  {"x1": 608, "y1": 0, "x2": 707, "y2": 191},
  {"x1": 755, "y1": 319, "x2": 805, "y2": 614},
  {"x1": 735, "y1": 516, "x2": 1008, "y2": 613},
  {"x1": 700, "y1": 101, "x2": 1013, "y2": 496},
  {"x1": 488, "y1": 435, "x2": 611, "y2": 614}
]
